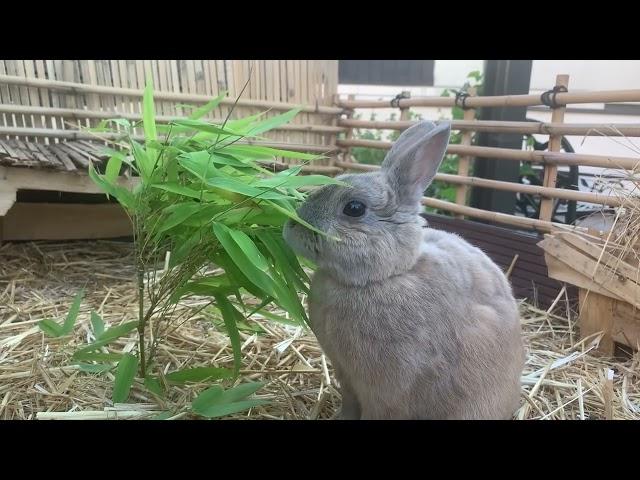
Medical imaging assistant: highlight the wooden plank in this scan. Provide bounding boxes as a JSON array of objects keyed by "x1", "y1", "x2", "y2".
[
  {"x1": 539, "y1": 236, "x2": 640, "y2": 308},
  {"x1": 34, "y1": 142, "x2": 63, "y2": 170},
  {"x1": 0, "y1": 140, "x2": 21, "y2": 159},
  {"x1": 63, "y1": 141, "x2": 102, "y2": 163},
  {"x1": 57, "y1": 143, "x2": 91, "y2": 169},
  {"x1": 543, "y1": 253, "x2": 621, "y2": 299},
  {"x1": 611, "y1": 300, "x2": 640, "y2": 349},
  {"x1": 0, "y1": 165, "x2": 137, "y2": 194},
  {"x1": 555, "y1": 232, "x2": 639, "y2": 283},
  {"x1": 2, "y1": 202, "x2": 132, "y2": 240},
  {"x1": 578, "y1": 289, "x2": 616, "y2": 355},
  {"x1": 12, "y1": 140, "x2": 39, "y2": 166},
  {"x1": 48, "y1": 144, "x2": 77, "y2": 171}
]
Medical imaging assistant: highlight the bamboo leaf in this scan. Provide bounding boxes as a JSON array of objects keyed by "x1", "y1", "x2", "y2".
[
  {"x1": 112, "y1": 353, "x2": 139, "y2": 403},
  {"x1": 90, "y1": 311, "x2": 105, "y2": 337},
  {"x1": 165, "y1": 367, "x2": 234, "y2": 384}
]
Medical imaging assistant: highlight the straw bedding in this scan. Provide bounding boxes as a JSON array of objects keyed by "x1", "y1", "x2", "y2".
[{"x1": 1, "y1": 240, "x2": 639, "y2": 420}]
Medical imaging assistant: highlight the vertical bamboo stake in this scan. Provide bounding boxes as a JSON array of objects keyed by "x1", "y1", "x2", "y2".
[
  {"x1": 454, "y1": 87, "x2": 476, "y2": 218},
  {"x1": 398, "y1": 90, "x2": 411, "y2": 122},
  {"x1": 539, "y1": 74, "x2": 569, "y2": 222},
  {"x1": 342, "y1": 93, "x2": 356, "y2": 165}
]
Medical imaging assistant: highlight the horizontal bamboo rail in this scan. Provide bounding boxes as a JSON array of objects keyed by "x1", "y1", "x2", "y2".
[
  {"x1": 339, "y1": 89, "x2": 640, "y2": 110},
  {"x1": 338, "y1": 118, "x2": 640, "y2": 137},
  {"x1": 0, "y1": 127, "x2": 338, "y2": 154},
  {"x1": 332, "y1": 161, "x2": 627, "y2": 207},
  {"x1": 336, "y1": 139, "x2": 640, "y2": 170},
  {"x1": 420, "y1": 197, "x2": 577, "y2": 233},
  {"x1": 0, "y1": 74, "x2": 344, "y2": 115},
  {"x1": 0, "y1": 104, "x2": 347, "y2": 135}
]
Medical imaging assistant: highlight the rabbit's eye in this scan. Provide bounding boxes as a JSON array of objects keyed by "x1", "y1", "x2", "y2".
[{"x1": 343, "y1": 200, "x2": 366, "y2": 217}]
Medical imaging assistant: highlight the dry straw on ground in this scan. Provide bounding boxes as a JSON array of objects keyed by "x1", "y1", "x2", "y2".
[{"x1": 1, "y1": 240, "x2": 639, "y2": 420}]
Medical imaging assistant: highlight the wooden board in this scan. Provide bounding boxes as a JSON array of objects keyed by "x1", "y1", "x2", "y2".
[
  {"x1": 578, "y1": 289, "x2": 616, "y2": 355},
  {"x1": 2, "y1": 202, "x2": 132, "y2": 240}
]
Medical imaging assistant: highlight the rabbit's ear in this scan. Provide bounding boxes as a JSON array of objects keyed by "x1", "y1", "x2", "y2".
[{"x1": 381, "y1": 121, "x2": 451, "y2": 206}]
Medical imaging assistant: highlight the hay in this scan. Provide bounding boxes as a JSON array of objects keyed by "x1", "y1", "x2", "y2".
[{"x1": 1, "y1": 240, "x2": 639, "y2": 420}]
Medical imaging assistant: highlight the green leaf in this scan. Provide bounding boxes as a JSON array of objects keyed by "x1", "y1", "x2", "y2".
[
  {"x1": 90, "y1": 311, "x2": 105, "y2": 337},
  {"x1": 191, "y1": 385, "x2": 224, "y2": 411},
  {"x1": 212, "y1": 223, "x2": 279, "y2": 298},
  {"x1": 220, "y1": 382, "x2": 265, "y2": 403},
  {"x1": 228, "y1": 229, "x2": 271, "y2": 272},
  {"x1": 224, "y1": 145, "x2": 319, "y2": 161},
  {"x1": 73, "y1": 321, "x2": 139, "y2": 357},
  {"x1": 78, "y1": 364, "x2": 115, "y2": 374},
  {"x1": 112, "y1": 353, "x2": 139, "y2": 403},
  {"x1": 189, "y1": 92, "x2": 227, "y2": 120},
  {"x1": 62, "y1": 289, "x2": 84, "y2": 335},
  {"x1": 255, "y1": 175, "x2": 345, "y2": 189},
  {"x1": 165, "y1": 367, "x2": 234, "y2": 384},
  {"x1": 245, "y1": 108, "x2": 301, "y2": 136},
  {"x1": 213, "y1": 294, "x2": 243, "y2": 376},
  {"x1": 191, "y1": 382, "x2": 267, "y2": 418},
  {"x1": 38, "y1": 289, "x2": 84, "y2": 337},
  {"x1": 144, "y1": 376, "x2": 165, "y2": 397},
  {"x1": 157, "y1": 203, "x2": 202, "y2": 233},
  {"x1": 150, "y1": 183, "x2": 223, "y2": 202},
  {"x1": 171, "y1": 118, "x2": 243, "y2": 137},
  {"x1": 143, "y1": 78, "x2": 157, "y2": 144},
  {"x1": 105, "y1": 152, "x2": 124, "y2": 183},
  {"x1": 88, "y1": 164, "x2": 136, "y2": 210},
  {"x1": 38, "y1": 319, "x2": 64, "y2": 337},
  {"x1": 97, "y1": 321, "x2": 139, "y2": 343}
]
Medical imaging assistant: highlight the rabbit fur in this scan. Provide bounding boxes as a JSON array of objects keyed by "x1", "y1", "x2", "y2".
[{"x1": 283, "y1": 121, "x2": 525, "y2": 420}]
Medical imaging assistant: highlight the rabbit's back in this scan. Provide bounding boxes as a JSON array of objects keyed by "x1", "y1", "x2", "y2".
[{"x1": 309, "y1": 228, "x2": 524, "y2": 419}]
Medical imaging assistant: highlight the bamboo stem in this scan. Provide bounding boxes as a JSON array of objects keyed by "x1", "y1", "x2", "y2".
[
  {"x1": 0, "y1": 126, "x2": 337, "y2": 153},
  {"x1": 0, "y1": 104, "x2": 346, "y2": 134},
  {"x1": 454, "y1": 87, "x2": 476, "y2": 218},
  {"x1": 335, "y1": 140, "x2": 640, "y2": 170},
  {"x1": 338, "y1": 88, "x2": 640, "y2": 109},
  {"x1": 539, "y1": 75, "x2": 569, "y2": 222},
  {"x1": 0, "y1": 74, "x2": 344, "y2": 115},
  {"x1": 338, "y1": 118, "x2": 640, "y2": 137},
  {"x1": 333, "y1": 161, "x2": 627, "y2": 207}
]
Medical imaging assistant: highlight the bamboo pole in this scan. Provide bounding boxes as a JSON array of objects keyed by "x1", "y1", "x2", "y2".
[
  {"x1": 0, "y1": 126, "x2": 338, "y2": 153},
  {"x1": 335, "y1": 140, "x2": 640, "y2": 170},
  {"x1": 0, "y1": 104, "x2": 346, "y2": 134},
  {"x1": 0, "y1": 74, "x2": 344, "y2": 115},
  {"x1": 341, "y1": 94, "x2": 357, "y2": 162},
  {"x1": 539, "y1": 75, "x2": 569, "y2": 222},
  {"x1": 332, "y1": 161, "x2": 628, "y2": 207},
  {"x1": 338, "y1": 118, "x2": 640, "y2": 137},
  {"x1": 420, "y1": 196, "x2": 579, "y2": 233},
  {"x1": 454, "y1": 87, "x2": 476, "y2": 218},
  {"x1": 338, "y1": 88, "x2": 640, "y2": 109}
]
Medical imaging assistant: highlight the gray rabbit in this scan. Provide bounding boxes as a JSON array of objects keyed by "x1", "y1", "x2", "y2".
[{"x1": 283, "y1": 121, "x2": 525, "y2": 420}]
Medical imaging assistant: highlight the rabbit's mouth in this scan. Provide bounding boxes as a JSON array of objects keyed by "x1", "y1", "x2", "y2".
[{"x1": 283, "y1": 220, "x2": 320, "y2": 262}]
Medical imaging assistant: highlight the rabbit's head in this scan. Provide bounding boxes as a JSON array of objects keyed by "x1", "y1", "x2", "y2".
[{"x1": 283, "y1": 121, "x2": 451, "y2": 286}]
